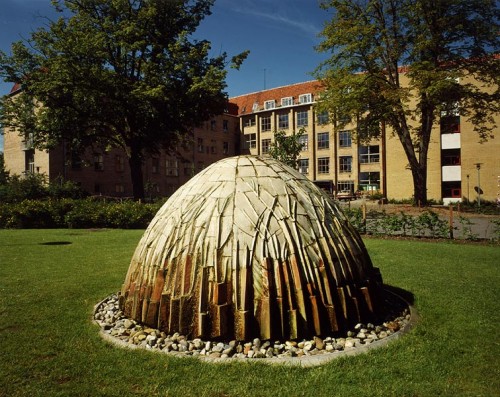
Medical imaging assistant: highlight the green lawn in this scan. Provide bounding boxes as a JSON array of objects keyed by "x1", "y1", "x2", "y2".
[{"x1": 1, "y1": 229, "x2": 499, "y2": 397}]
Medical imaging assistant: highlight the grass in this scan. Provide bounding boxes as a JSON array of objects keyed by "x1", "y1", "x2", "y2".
[{"x1": 0, "y1": 229, "x2": 499, "y2": 397}]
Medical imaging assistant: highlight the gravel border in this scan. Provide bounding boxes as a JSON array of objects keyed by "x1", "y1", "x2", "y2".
[{"x1": 93, "y1": 287, "x2": 418, "y2": 367}]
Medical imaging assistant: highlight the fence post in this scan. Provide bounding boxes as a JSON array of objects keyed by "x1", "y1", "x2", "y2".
[
  {"x1": 362, "y1": 203, "x2": 367, "y2": 234},
  {"x1": 449, "y1": 204, "x2": 454, "y2": 239}
]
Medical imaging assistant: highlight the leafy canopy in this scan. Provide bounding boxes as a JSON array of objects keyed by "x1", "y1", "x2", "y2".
[
  {"x1": 315, "y1": 0, "x2": 499, "y2": 204},
  {"x1": 0, "y1": 0, "x2": 248, "y2": 199},
  {"x1": 268, "y1": 129, "x2": 305, "y2": 169}
]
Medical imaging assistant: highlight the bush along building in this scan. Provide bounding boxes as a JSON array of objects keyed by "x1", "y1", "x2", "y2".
[{"x1": 3, "y1": 74, "x2": 499, "y2": 203}]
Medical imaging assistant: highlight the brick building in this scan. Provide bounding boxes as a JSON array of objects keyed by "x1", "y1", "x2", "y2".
[
  {"x1": 3, "y1": 72, "x2": 499, "y2": 203},
  {"x1": 230, "y1": 76, "x2": 499, "y2": 204},
  {"x1": 3, "y1": 83, "x2": 241, "y2": 198}
]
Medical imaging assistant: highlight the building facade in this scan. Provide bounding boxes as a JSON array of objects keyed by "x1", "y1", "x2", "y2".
[
  {"x1": 3, "y1": 74, "x2": 499, "y2": 203},
  {"x1": 229, "y1": 77, "x2": 499, "y2": 204},
  {"x1": 3, "y1": 84, "x2": 241, "y2": 198}
]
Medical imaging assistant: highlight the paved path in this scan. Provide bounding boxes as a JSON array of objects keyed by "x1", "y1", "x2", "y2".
[{"x1": 337, "y1": 200, "x2": 499, "y2": 241}]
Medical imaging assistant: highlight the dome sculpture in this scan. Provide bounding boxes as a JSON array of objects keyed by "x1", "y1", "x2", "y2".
[{"x1": 120, "y1": 155, "x2": 384, "y2": 341}]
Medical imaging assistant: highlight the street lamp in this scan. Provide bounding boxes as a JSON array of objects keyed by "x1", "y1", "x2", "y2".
[
  {"x1": 474, "y1": 163, "x2": 482, "y2": 207},
  {"x1": 466, "y1": 174, "x2": 470, "y2": 203}
]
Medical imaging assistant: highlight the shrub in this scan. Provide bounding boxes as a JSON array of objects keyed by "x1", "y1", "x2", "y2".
[{"x1": 0, "y1": 198, "x2": 164, "y2": 229}]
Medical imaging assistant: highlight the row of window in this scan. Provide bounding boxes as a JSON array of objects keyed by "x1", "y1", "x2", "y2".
[
  {"x1": 245, "y1": 132, "x2": 379, "y2": 162},
  {"x1": 197, "y1": 138, "x2": 231, "y2": 154},
  {"x1": 205, "y1": 119, "x2": 232, "y2": 133},
  {"x1": 257, "y1": 93, "x2": 314, "y2": 111},
  {"x1": 244, "y1": 110, "x2": 330, "y2": 129},
  {"x1": 297, "y1": 157, "x2": 353, "y2": 174}
]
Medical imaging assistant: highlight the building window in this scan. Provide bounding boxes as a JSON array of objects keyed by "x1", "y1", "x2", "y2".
[
  {"x1": 281, "y1": 97, "x2": 293, "y2": 107},
  {"x1": 223, "y1": 120, "x2": 229, "y2": 132},
  {"x1": 317, "y1": 132, "x2": 329, "y2": 150},
  {"x1": 264, "y1": 100, "x2": 276, "y2": 110},
  {"x1": 115, "y1": 184, "x2": 125, "y2": 193},
  {"x1": 245, "y1": 133, "x2": 256, "y2": 149},
  {"x1": 297, "y1": 111, "x2": 308, "y2": 127},
  {"x1": 223, "y1": 141, "x2": 229, "y2": 154},
  {"x1": 298, "y1": 134, "x2": 308, "y2": 151},
  {"x1": 166, "y1": 159, "x2": 178, "y2": 176},
  {"x1": 299, "y1": 93, "x2": 312, "y2": 104},
  {"x1": 211, "y1": 139, "x2": 217, "y2": 154},
  {"x1": 359, "y1": 145, "x2": 380, "y2": 163},
  {"x1": 184, "y1": 164, "x2": 194, "y2": 176},
  {"x1": 197, "y1": 138, "x2": 204, "y2": 152},
  {"x1": 339, "y1": 156, "x2": 352, "y2": 172},
  {"x1": 261, "y1": 116, "x2": 271, "y2": 132},
  {"x1": 25, "y1": 150, "x2": 35, "y2": 173},
  {"x1": 359, "y1": 172, "x2": 380, "y2": 189},
  {"x1": 114, "y1": 155, "x2": 124, "y2": 172},
  {"x1": 318, "y1": 157, "x2": 330, "y2": 174},
  {"x1": 442, "y1": 181, "x2": 461, "y2": 198},
  {"x1": 244, "y1": 117, "x2": 256, "y2": 127},
  {"x1": 442, "y1": 149, "x2": 461, "y2": 165},
  {"x1": 337, "y1": 181, "x2": 355, "y2": 193},
  {"x1": 197, "y1": 161, "x2": 205, "y2": 172},
  {"x1": 71, "y1": 152, "x2": 82, "y2": 170},
  {"x1": 252, "y1": 102, "x2": 259, "y2": 112},
  {"x1": 210, "y1": 120, "x2": 216, "y2": 131},
  {"x1": 298, "y1": 159, "x2": 309, "y2": 174},
  {"x1": 94, "y1": 153, "x2": 104, "y2": 171},
  {"x1": 317, "y1": 111, "x2": 329, "y2": 125},
  {"x1": 261, "y1": 138, "x2": 271, "y2": 154},
  {"x1": 151, "y1": 158, "x2": 159, "y2": 174},
  {"x1": 339, "y1": 130, "x2": 352, "y2": 147},
  {"x1": 440, "y1": 115, "x2": 460, "y2": 134},
  {"x1": 94, "y1": 183, "x2": 101, "y2": 193},
  {"x1": 278, "y1": 113, "x2": 289, "y2": 129}
]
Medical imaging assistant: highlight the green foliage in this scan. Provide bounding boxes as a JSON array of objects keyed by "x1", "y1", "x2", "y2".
[
  {"x1": 0, "y1": 0, "x2": 248, "y2": 200},
  {"x1": 0, "y1": 198, "x2": 163, "y2": 229},
  {"x1": 458, "y1": 216, "x2": 480, "y2": 241},
  {"x1": 0, "y1": 172, "x2": 85, "y2": 202},
  {"x1": 316, "y1": 0, "x2": 499, "y2": 205},
  {"x1": 0, "y1": 152, "x2": 8, "y2": 184},
  {"x1": 268, "y1": 128, "x2": 305, "y2": 168}
]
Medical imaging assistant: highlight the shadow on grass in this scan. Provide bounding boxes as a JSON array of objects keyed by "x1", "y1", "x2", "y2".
[
  {"x1": 39, "y1": 241, "x2": 73, "y2": 246},
  {"x1": 384, "y1": 284, "x2": 415, "y2": 306}
]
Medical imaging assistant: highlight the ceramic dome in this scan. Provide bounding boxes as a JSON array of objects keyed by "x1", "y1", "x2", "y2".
[{"x1": 120, "y1": 155, "x2": 383, "y2": 341}]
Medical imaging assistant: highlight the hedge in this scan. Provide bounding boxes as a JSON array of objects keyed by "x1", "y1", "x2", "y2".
[{"x1": 0, "y1": 198, "x2": 164, "y2": 229}]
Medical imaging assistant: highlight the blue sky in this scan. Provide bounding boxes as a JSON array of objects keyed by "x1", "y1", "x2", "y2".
[{"x1": 0, "y1": 0, "x2": 332, "y2": 150}]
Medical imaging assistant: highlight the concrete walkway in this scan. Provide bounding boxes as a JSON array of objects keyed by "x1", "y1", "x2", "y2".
[{"x1": 337, "y1": 200, "x2": 499, "y2": 241}]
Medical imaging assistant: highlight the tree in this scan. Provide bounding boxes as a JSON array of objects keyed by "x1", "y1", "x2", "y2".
[
  {"x1": 0, "y1": 152, "x2": 8, "y2": 185},
  {"x1": 0, "y1": 0, "x2": 248, "y2": 200},
  {"x1": 268, "y1": 128, "x2": 305, "y2": 168},
  {"x1": 315, "y1": 0, "x2": 499, "y2": 205}
]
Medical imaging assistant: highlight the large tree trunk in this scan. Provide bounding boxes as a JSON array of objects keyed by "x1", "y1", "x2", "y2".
[
  {"x1": 128, "y1": 144, "x2": 145, "y2": 201},
  {"x1": 411, "y1": 163, "x2": 428, "y2": 206}
]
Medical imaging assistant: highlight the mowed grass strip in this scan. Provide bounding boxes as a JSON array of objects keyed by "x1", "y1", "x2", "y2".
[{"x1": 0, "y1": 229, "x2": 498, "y2": 397}]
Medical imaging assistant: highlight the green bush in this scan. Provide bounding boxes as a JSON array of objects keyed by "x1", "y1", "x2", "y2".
[{"x1": 0, "y1": 198, "x2": 164, "y2": 229}]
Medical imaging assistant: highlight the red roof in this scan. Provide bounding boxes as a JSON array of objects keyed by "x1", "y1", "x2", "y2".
[
  {"x1": 10, "y1": 82, "x2": 21, "y2": 94},
  {"x1": 228, "y1": 80, "x2": 325, "y2": 116}
]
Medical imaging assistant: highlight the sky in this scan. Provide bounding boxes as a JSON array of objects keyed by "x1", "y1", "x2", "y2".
[{"x1": 0, "y1": 0, "x2": 333, "y2": 150}]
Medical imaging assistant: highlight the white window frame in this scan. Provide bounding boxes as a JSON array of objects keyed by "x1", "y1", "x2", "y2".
[
  {"x1": 297, "y1": 110, "x2": 308, "y2": 127},
  {"x1": 299, "y1": 93, "x2": 312, "y2": 104},
  {"x1": 318, "y1": 157, "x2": 330, "y2": 174},
  {"x1": 281, "y1": 97, "x2": 293, "y2": 107},
  {"x1": 252, "y1": 102, "x2": 259, "y2": 112},
  {"x1": 298, "y1": 135, "x2": 308, "y2": 151},
  {"x1": 264, "y1": 100, "x2": 276, "y2": 110},
  {"x1": 298, "y1": 158, "x2": 309, "y2": 174},
  {"x1": 317, "y1": 132, "x2": 329, "y2": 150}
]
